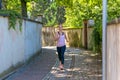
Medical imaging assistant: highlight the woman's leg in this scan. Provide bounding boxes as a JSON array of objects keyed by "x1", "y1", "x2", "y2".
[
  {"x1": 61, "y1": 45, "x2": 66, "y2": 65},
  {"x1": 57, "y1": 47, "x2": 63, "y2": 69},
  {"x1": 57, "y1": 47, "x2": 62, "y2": 62}
]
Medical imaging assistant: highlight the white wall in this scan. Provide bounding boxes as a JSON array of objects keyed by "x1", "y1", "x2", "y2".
[
  {"x1": 24, "y1": 20, "x2": 42, "y2": 60},
  {"x1": 0, "y1": 16, "x2": 42, "y2": 74}
]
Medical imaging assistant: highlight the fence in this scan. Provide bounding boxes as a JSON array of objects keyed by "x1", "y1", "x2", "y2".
[
  {"x1": 42, "y1": 27, "x2": 93, "y2": 49},
  {"x1": 0, "y1": 16, "x2": 42, "y2": 77}
]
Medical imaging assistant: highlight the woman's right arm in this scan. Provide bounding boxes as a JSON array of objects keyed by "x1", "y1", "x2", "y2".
[{"x1": 54, "y1": 32, "x2": 59, "y2": 41}]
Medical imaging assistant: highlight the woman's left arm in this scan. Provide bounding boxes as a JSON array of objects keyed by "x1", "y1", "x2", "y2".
[{"x1": 65, "y1": 33, "x2": 69, "y2": 42}]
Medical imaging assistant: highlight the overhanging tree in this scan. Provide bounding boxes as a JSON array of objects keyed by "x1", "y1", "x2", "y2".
[{"x1": 20, "y1": 0, "x2": 27, "y2": 18}]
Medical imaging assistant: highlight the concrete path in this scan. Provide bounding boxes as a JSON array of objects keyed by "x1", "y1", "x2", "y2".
[
  {"x1": 3, "y1": 47, "x2": 102, "y2": 80},
  {"x1": 66, "y1": 49, "x2": 102, "y2": 80}
]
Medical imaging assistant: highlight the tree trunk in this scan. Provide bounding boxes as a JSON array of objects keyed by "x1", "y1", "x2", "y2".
[
  {"x1": 20, "y1": 0, "x2": 27, "y2": 18},
  {"x1": 0, "y1": 0, "x2": 2, "y2": 9},
  {"x1": 84, "y1": 20, "x2": 88, "y2": 49}
]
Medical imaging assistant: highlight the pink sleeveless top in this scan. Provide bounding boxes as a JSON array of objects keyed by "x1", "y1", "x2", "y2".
[{"x1": 57, "y1": 33, "x2": 65, "y2": 47}]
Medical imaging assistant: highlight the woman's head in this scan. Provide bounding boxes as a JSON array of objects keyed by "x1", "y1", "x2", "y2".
[{"x1": 58, "y1": 24, "x2": 63, "y2": 31}]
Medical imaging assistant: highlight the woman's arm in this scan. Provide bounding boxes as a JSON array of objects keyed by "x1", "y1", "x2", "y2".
[
  {"x1": 65, "y1": 33, "x2": 69, "y2": 42},
  {"x1": 54, "y1": 32, "x2": 60, "y2": 41}
]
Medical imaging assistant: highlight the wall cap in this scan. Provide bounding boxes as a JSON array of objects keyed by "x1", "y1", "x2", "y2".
[{"x1": 0, "y1": 15, "x2": 43, "y2": 24}]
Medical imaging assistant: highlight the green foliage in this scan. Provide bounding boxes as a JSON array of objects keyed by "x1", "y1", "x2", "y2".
[
  {"x1": 32, "y1": 0, "x2": 58, "y2": 26},
  {"x1": 92, "y1": 27, "x2": 102, "y2": 52},
  {"x1": 2, "y1": 0, "x2": 120, "y2": 52},
  {"x1": 44, "y1": 2, "x2": 58, "y2": 26},
  {"x1": 56, "y1": 6, "x2": 66, "y2": 24},
  {"x1": 55, "y1": 0, "x2": 102, "y2": 52},
  {"x1": 2, "y1": 0, "x2": 21, "y2": 13},
  {"x1": 107, "y1": 0, "x2": 120, "y2": 22},
  {"x1": 55, "y1": 0, "x2": 73, "y2": 8},
  {"x1": 65, "y1": 0, "x2": 102, "y2": 28},
  {"x1": 0, "y1": 10, "x2": 22, "y2": 31}
]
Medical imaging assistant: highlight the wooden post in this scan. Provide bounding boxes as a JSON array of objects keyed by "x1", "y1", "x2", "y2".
[{"x1": 84, "y1": 20, "x2": 88, "y2": 49}]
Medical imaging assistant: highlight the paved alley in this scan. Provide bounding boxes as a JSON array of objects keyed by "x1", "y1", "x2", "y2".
[{"x1": 2, "y1": 47, "x2": 102, "y2": 80}]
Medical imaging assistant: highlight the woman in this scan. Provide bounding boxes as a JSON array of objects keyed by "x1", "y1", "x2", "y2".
[{"x1": 54, "y1": 24, "x2": 68, "y2": 70}]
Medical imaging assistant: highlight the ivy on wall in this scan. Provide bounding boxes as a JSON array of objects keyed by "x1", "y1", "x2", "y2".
[{"x1": 0, "y1": 10, "x2": 22, "y2": 31}]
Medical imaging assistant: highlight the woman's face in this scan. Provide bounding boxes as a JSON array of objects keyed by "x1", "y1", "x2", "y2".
[{"x1": 59, "y1": 24, "x2": 62, "y2": 31}]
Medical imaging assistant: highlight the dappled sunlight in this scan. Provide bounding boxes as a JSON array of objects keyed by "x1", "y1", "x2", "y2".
[
  {"x1": 82, "y1": 62, "x2": 86, "y2": 65},
  {"x1": 64, "y1": 58, "x2": 72, "y2": 61},
  {"x1": 51, "y1": 66, "x2": 58, "y2": 70},
  {"x1": 66, "y1": 48, "x2": 102, "y2": 80},
  {"x1": 72, "y1": 67, "x2": 81, "y2": 71},
  {"x1": 49, "y1": 66, "x2": 67, "y2": 78},
  {"x1": 55, "y1": 73, "x2": 66, "y2": 78},
  {"x1": 51, "y1": 70, "x2": 57, "y2": 74},
  {"x1": 49, "y1": 66, "x2": 70, "y2": 78},
  {"x1": 42, "y1": 46, "x2": 56, "y2": 50},
  {"x1": 98, "y1": 59, "x2": 102, "y2": 62},
  {"x1": 88, "y1": 74, "x2": 102, "y2": 77},
  {"x1": 66, "y1": 68, "x2": 73, "y2": 72},
  {"x1": 82, "y1": 50, "x2": 98, "y2": 56},
  {"x1": 84, "y1": 58, "x2": 93, "y2": 63},
  {"x1": 65, "y1": 53, "x2": 79, "y2": 56},
  {"x1": 83, "y1": 52, "x2": 89, "y2": 55},
  {"x1": 66, "y1": 74, "x2": 73, "y2": 78},
  {"x1": 82, "y1": 68, "x2": 89, "y2": 71},
  {"x1": 42, "y1": 47, "x2": 102, "y2": 80},
  {"x1": 66, "y1": 67, "x2": 81, "y2": 72},
  {"x1": 48, "y1": 63, "x2": 82, "y2": 79},
  {"x1": 79, "y1": 54, "x2": 84, "y2": 57},
  {"x1": 90, "y1": 53, "x2": 98, "y2": 56}
]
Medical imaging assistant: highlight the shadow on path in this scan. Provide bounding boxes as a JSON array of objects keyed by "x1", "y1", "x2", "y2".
[
  {"x1": 4, "y1": 47, "x2": 102, "y2": 80},
  {"x1": 4, "y1": 47, "x2": 57, "y2": 80},
  {"x1": 43, "y1": 48, "x2": 102, "y2": 80}
]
